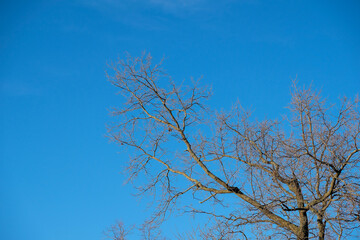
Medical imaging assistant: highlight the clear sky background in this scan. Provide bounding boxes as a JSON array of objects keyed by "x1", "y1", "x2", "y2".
[{"x1": 1, "y1": 0, "x2": 359, "y2": 239}]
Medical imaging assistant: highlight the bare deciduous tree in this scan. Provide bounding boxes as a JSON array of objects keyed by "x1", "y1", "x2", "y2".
[
  {"x1": 104, "y1": 221, "x2": 132, "y2": 240},
  {"x1": 104, "y1": 220, "x2": 165, "y2": 240},
  {"x1": 107, "y1": 53, "x2": 360, "y2": 240}
]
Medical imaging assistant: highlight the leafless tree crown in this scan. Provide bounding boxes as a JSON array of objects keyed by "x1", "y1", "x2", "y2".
[{"x1": 107, "y1": 53, "x2": 360, "y2": 240}]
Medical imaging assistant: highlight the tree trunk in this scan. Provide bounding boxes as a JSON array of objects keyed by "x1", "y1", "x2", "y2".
[
  {"x1": 317, "y1": 218, "x2": 326, "y2": 240},
  {"x1": 297, "y1": 209, "x2": 309, "y2": 240}
]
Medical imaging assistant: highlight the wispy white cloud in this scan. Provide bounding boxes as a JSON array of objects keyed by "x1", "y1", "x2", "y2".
[
  {"x1": 149, "y1": 0, "x2": 206, "y2": 10},
  {"x1": 149, "y1": 0, "x2": 261, "y2": 12},
  {"x1": 78, "y1": 0, "x2": 229, "y2": 15},
  {"x1": 76, "y1": 0, "x2": 254, "y2": 31},
  {"x1": 1, "y1": 81, "x2": 41, "y2": 97},
  {"x1": 77, "y1": 0, "x2": 171, "y2": 30}
]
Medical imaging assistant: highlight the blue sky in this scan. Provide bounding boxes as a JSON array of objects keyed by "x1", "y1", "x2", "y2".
[{"x1": 1, "y1": 0, "x2": 359, "y2": 239}]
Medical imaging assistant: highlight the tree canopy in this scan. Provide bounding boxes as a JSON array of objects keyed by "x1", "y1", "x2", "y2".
[{"x1": 107, "y1": 54, "x2": 360, "y2": 240}]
